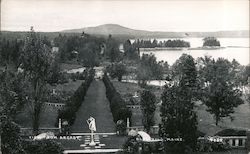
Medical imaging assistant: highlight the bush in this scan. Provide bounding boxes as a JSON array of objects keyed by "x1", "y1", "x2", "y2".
[
  {"x1": 1, "y1": 118, "x2": 25, "y2": 154},
  {"x1": 70, "y1": 71, "x2": 87, "y2": 81},
  {"x1": 103, "y1": 73, "x2": 131, "y2": 123},
  {"x1": 58, "y1": 72, "x2": 69, "y2": 84},
  {"x1": 23, "y1": 139, "x2": 63, "y2": 154},
  {"x1": 57, "y1": 68, "x2": 95, "y2": 125},
  {"x1": 215, "y1": 129, "x2": 246, "y2": 136}
]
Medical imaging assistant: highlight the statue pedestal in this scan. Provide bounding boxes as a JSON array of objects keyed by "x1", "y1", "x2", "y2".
[
  {"x1": 89, "y1": 141, "x2": 96, "y2": 146},
  {"x1": 89, "y1": 130, "x2": 96, "y2": 146}
]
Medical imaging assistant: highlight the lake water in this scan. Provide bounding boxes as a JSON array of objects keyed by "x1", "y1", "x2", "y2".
[{"x1": 139, "y1": 38, "x2": 249, "y2": 65}]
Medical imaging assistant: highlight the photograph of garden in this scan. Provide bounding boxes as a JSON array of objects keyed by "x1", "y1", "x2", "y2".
[{"x1": 0, "y1": 0, "x2": 249, "y2": 154}]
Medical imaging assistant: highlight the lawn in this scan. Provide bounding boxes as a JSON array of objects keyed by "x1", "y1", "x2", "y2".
[
  {"x1": 111, "y1": 80, "x2": 250, "y2": 135},
  {"x1": 196, "y1": 101, "x2": 250, "y2": 135},
  {"x1": 15, "y1": 104, "x2": 59, "y2": 128},
  {"x1": 111, "y1": 80, "x2": 163, "y2": 102},
  {"x1": 47, "y1": 80, "x2": 84, "y2": 93},
  {"x1": 15, "y1": 80, "x2": 84, "y2": 128},
  {"x1": 71, "y1": 80, "x2": 116, "y2": 133},
  {"x1": 61, "y1": 63, "x2": 83, "y2": 71}
]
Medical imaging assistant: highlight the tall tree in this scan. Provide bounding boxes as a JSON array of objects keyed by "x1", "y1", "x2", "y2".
[
  {"x1": 105, "y1": 34, "x2": 120, "y2": 62},
  {"x1": 0, "y1": 69, "x2": 26, "y2": 154},
  {"x1": 137, "y1": 54, "x2": 163, "y2": 86},
  {"x1": 140, "y1": 90, "x2": 156, "y2": 133},
  {"x1": 0, "y1": 117, "x2": 25, "y2": 154},
  {"x1": 107, "y1": 62, "x2": 127, "y2": 82},
  {"x1": 161, "y1": 54, "x2": 198, "y2": 152},
  {"x1": 201, "y1": 58, "x2": 244, "y2": 125},
  {"x1": 123, "y1": 39, "x2": 138, "y2": 59},
  {"x1": 20, "y1": 28, "x2": 52, "y2": 134}
]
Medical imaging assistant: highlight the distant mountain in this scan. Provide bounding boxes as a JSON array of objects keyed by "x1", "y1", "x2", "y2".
[{"x1": 62, "y1": 24, "x2": 249, "y2": 38}]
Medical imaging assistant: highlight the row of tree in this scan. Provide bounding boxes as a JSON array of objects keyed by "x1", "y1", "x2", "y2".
[
  {"x1": 132, "y1": 39, "x2": 191, "y2": 48},
  {"x1": 58, "y1": 68, "x2": 95, "y2": 125},
  {"x1": 102, "y1": 73, "x2": 132, "y2": 126}
]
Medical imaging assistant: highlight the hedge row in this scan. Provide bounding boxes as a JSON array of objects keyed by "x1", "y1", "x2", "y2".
[
  {"x1": 103, "y1": 73, "x2": 131, "y2": 123},
  {"x1": 58, "y1": 68, "x2": 95, "y2": 125}
]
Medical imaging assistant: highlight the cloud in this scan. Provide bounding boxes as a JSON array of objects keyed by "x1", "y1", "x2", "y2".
[{"x1": 1, "y1": 0, "x2": 249, "y2": 32}]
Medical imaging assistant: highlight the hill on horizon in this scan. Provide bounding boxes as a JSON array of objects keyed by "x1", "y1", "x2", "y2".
[{"x1": 62, "y1": 24, "x2": 249, "y2": 38}]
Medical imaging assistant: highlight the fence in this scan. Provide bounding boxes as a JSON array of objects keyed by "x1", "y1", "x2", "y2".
[
  {"x1": 126, "y1": 105, "x2": 141, "y2": 109},
  {"x1": 45, "y1": 102, "x2": 65, "y2": 108}
]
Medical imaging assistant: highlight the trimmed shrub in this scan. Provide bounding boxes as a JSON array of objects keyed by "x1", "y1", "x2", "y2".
[
  {"x1": 215, "y1": 129, "x2": 246, "y2": 136},
  {"x1": 57, "y1": 68, "x2": 95, "y2": 125},
  {"x1": 103, "y1": 73, "x2": 131, "y2": 123},
  {"x1": 1, "y1": 118, "x2": 25, "y2": 154}
]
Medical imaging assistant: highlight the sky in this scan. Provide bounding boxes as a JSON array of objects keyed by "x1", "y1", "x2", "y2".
[{"x1": 1, "y1": 0, "x2": 249, "y2": 32}]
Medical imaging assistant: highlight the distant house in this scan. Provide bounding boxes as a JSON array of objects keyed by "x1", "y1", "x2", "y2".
[
  {"x1": 52, "y1": 47, "x2": 59, "y2": 54},
  {"x1": 94, "y1": 66, "x2": 104, "y2": 79}
]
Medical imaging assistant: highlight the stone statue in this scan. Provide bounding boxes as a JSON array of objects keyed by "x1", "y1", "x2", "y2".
[
  {"x1": 86, "y1": 116, "x2": 96, "y2": 146},
  {"x1": 87, "y1": 116, "x2": 96, "y2": 132}
]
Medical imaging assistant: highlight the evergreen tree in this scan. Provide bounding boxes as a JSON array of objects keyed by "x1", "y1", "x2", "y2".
[
  {"x1": 140, "y1": 90, "x2": 156, "y2": 133},
  {"x1": 106, "y1": 35, "x2": 120, "y2": 62},
  {"x1": 20, "y1": 28, "x2": 52, "y2": 134},
  {"x1": 160, "y1": 54, "x2": 198, "y2": 152}
]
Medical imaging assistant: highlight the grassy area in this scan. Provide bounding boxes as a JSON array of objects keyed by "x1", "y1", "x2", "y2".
[
  {"x1": 111, "y1": 80, "x2": 163, "y2": 126},
  {"x1": 111, "y1": 80, "x2": 250, "y2": 135},
  {"x1": 48, "y1": 80, "x2": 84, "y2": 93},
  {"x1": 71, "y1": 80, "x2": 116, "y2": 133},
  {"x1": 111, "y1": 80, "x2": 163, "y2": 102},
  {"x1": 15, "y1": 80, "x2": 84, "y2": 128},
  {"x1": 196, "y1": 101, "x2": 250, "y2": 135},
  {"x1": 61, "y1": 63, "x2": 83, "y2": 71},
  {"x1": 15, "y1": 104, "x2": 59, "y2": 128}
]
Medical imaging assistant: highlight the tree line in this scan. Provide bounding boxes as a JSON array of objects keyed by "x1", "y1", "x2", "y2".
[{"x1": 132, "y1": 39, "x2": 191, "y2": 48}]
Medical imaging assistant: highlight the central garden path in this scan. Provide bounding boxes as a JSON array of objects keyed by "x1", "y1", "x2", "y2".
[{"x1": 71, "y1": 80, "x2": 116, "y2": 133}]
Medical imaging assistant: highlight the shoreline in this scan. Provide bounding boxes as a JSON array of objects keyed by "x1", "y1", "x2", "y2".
[{"x1": 139, "y1": 46, "x2": 226, "y2": 51}]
